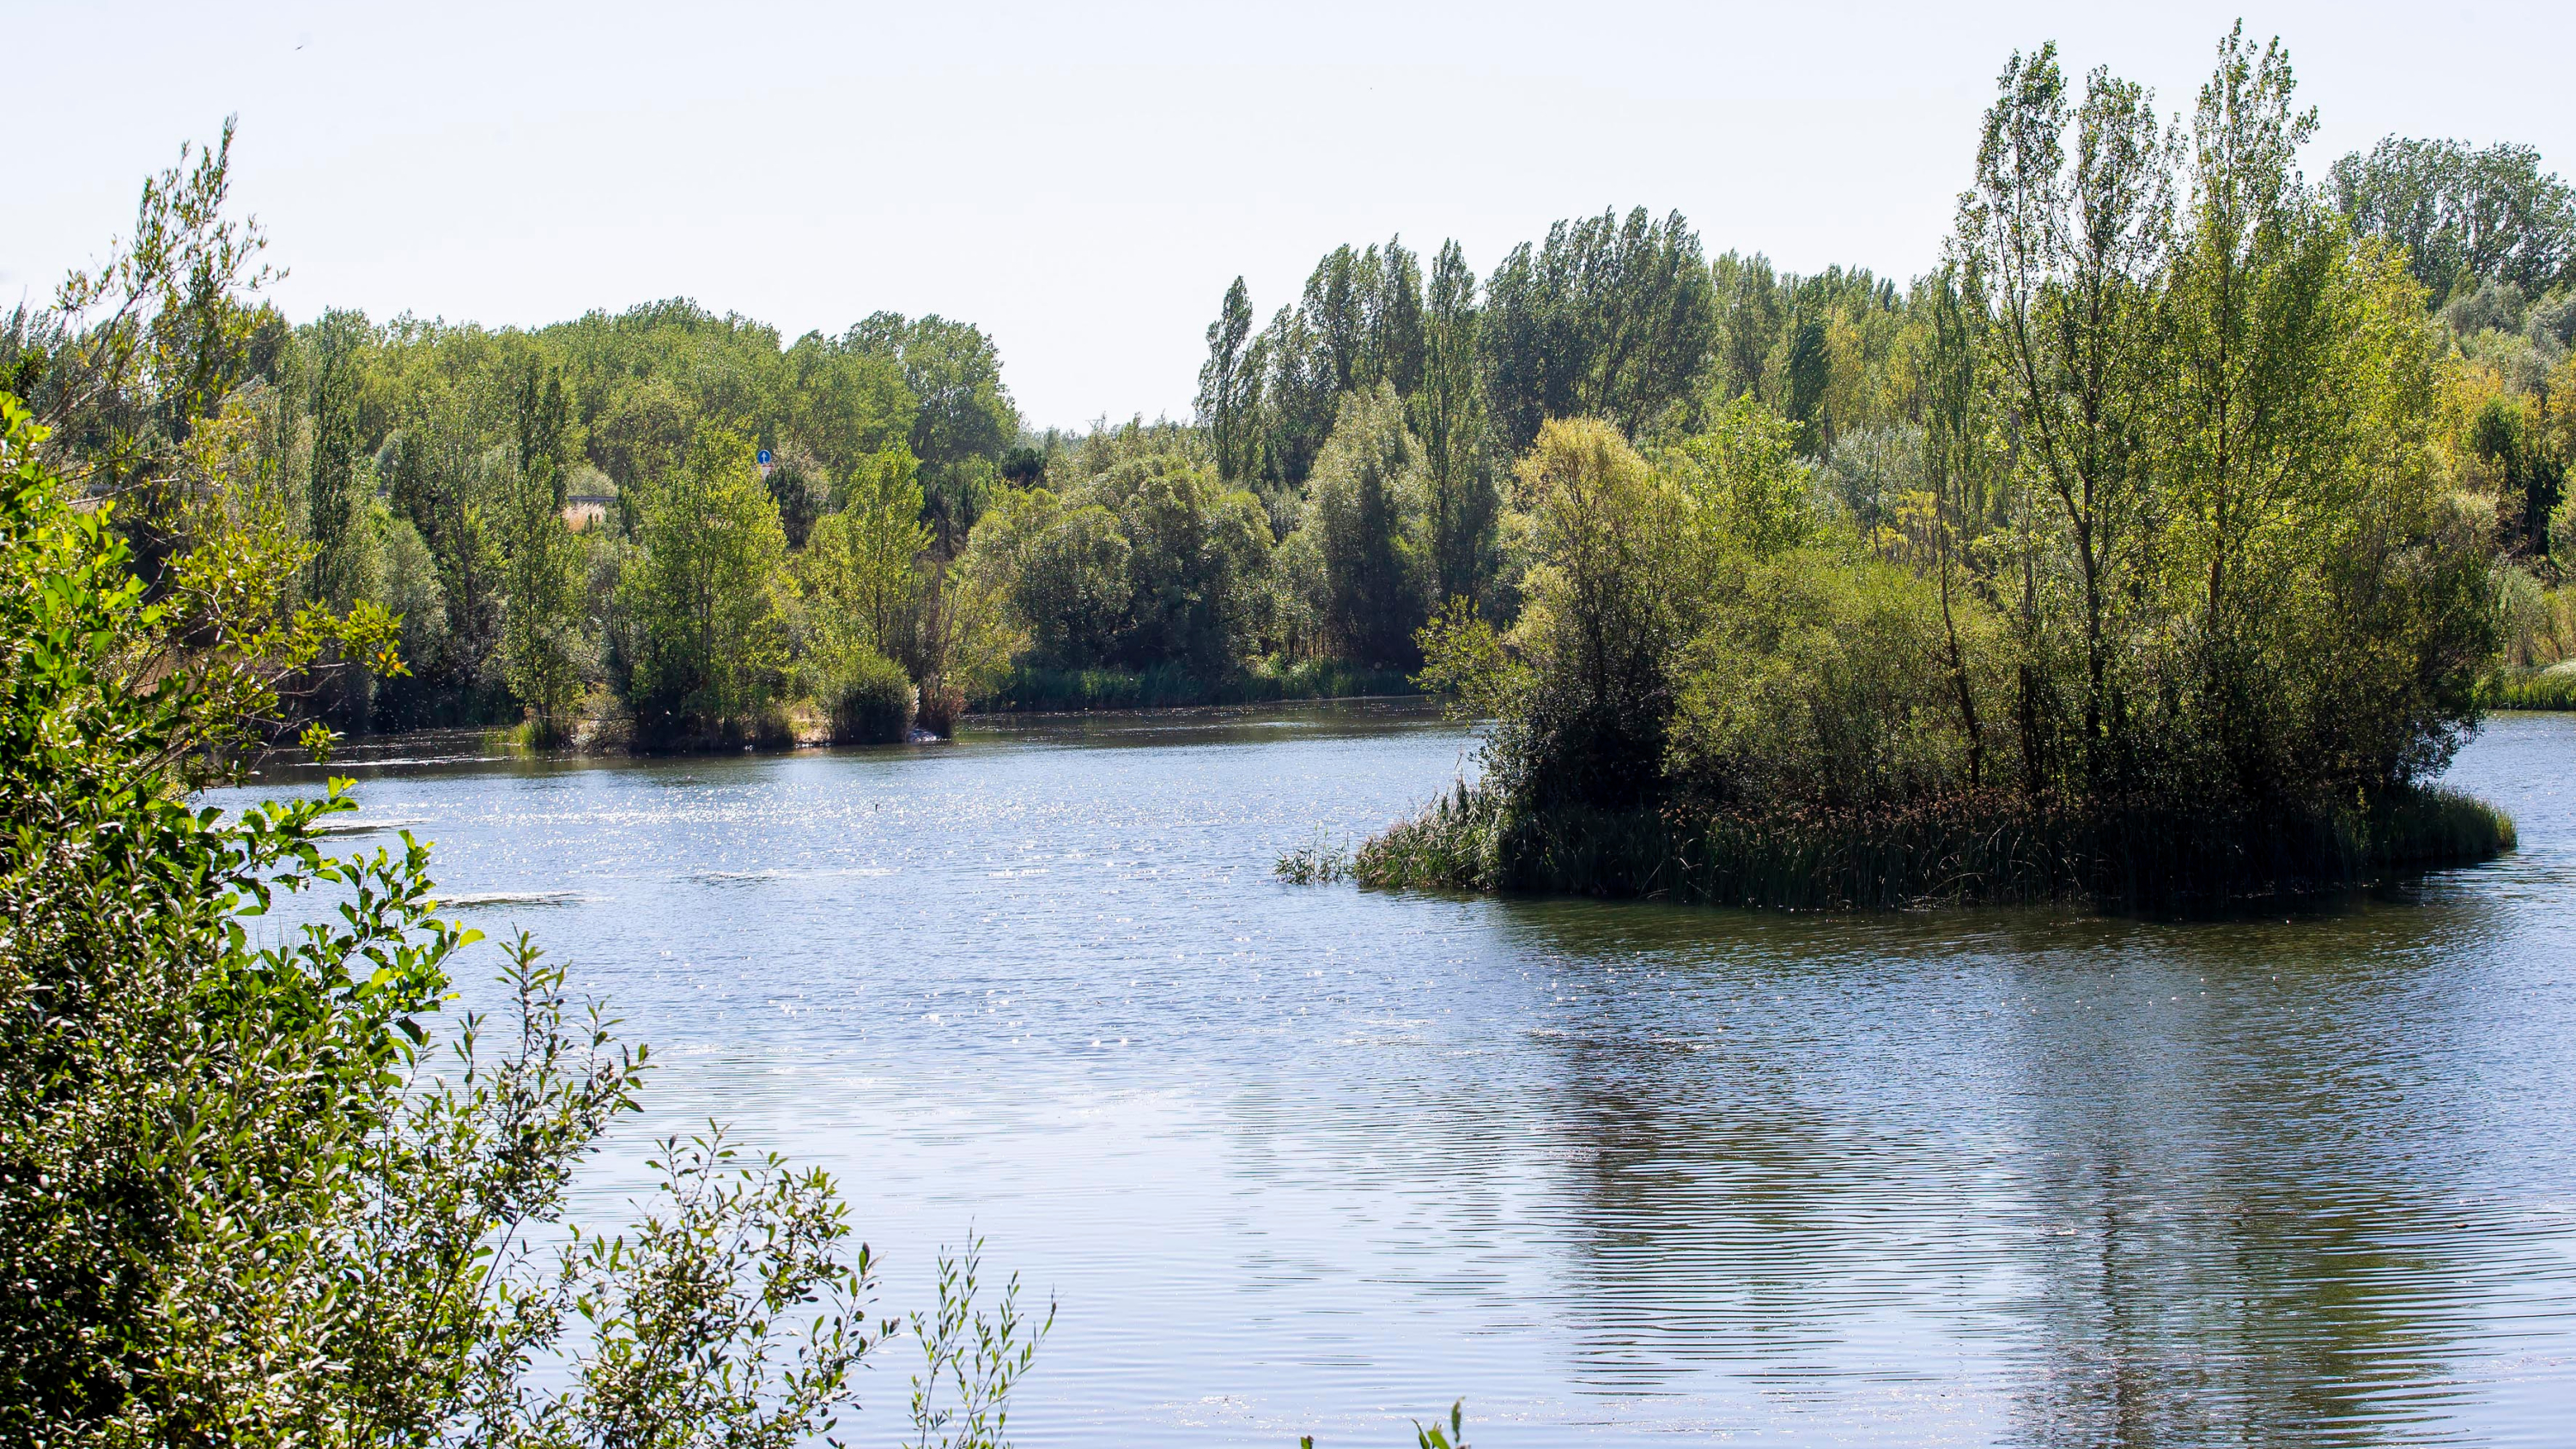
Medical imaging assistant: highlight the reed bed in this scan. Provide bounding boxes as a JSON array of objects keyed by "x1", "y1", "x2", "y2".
[
  {"x1": 1348, "y1": 782, "x2": 2512, "y2": 911},
  {"x1": 1273, "y1": 829, "x2": 1354, "y2": 885}
]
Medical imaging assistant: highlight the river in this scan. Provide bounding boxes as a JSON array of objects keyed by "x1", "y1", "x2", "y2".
[{"x1": 208, "y1": 701, "x2": 2576, "y2": 1446}]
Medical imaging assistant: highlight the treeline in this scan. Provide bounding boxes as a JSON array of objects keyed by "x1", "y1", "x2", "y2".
[
  {"x1": 12, "y1": 42, "x2": 2575, "y2": 754},
  {"x1": 1351, "y1": 28, "x2": 2537, "y2": 908},
  {"x1": 2330, "y1": 139, "x2": 2576, "y2": 684}
]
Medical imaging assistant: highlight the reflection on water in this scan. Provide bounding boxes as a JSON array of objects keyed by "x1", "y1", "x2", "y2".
[{"x1": 210, "y1": 703, "x2": 2576, "y2": 1446}]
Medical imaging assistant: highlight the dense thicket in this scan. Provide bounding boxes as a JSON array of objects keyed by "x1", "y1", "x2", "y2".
[{"x1": 1362, "y1": 28, "x2": 2526, "y2": 907}]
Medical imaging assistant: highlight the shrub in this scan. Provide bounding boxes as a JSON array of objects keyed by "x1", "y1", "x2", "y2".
[
  {"x1": 826, "y1": 646, "x2": 916, "y2": 743},
  {"x1": 0, "y1": 393, "x2": 905, "y2": 1445}
]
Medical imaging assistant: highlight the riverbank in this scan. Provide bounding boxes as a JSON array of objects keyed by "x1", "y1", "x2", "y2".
[
  {"x1": 1351, "y1": 781, "x2": 2515, "y2": 911},
  {"x1": 452, "y1": 668, "x2": 1425, "y2": 756}
]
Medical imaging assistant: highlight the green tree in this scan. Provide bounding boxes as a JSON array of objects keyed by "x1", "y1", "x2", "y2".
[
  {"x1": 847, "y1": 314, "x2": 1018, "y2": 551},
  {"x1": 1196, "y1": 277, "x2": 1261, "y2": 485},
  {"x1": 382, "y1": 392, "x2": 504, "y2": 710},
  {"x1": 1090, "y1": 454, "x2": 1273, "y2": 676},
  {"x1": 32, "y1": 118, "x2": 279, "y2": 593},
  {"x1": 1010, "y1": 497, "x2": 1133, "y2": 667},
  {"x1": 304, "y1": 309, "x2": 375, "y2": 612},
  {"x1": 1301, "y1": 384, "x2": 1429, "y2": 665},
  {"x1": 2332, "y1": 136, "x2": 2576, "y2": 304},
  {"x1": 1479, "y1": 208, "x2": 1716, "y2": 452},
  {"x1": 1958, "y1": 39, "x2": 2171, "y2": 796},
  {"x1": 1414, "y1": 239, "x2": 1495, "y2": 613},
  {"x1": 0, "y1": 391, "x2": 904, "y2": 1446},
  {"x1": 1369, "y1": 237, "x2": 1427, "y2": 397},
  {"x1": 764, "y1": 441, "x2": 826, "y2": 549},
  {"x1": 499, "y1": 361, "x2": 587, "y2": 738},
  {"x1": 810, "y1": 443, "x2": 929, "y2": 658},
  {"x1": 617, "y1": 427, "x2": 787, "y2": 738},
  {"x1": 1485, "y1": 419, "x2": 1686, "y2": 811},
  {"x1": 1709, "y1": 250, "x2": 1783, "y2": 403}
]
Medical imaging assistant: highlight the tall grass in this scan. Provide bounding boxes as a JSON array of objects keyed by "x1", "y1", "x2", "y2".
[
  {"x1": 977, "y1": 658, "x2": 1417, "y2": 713},
  {"x1": 2477, "y1": 663, "x2": 2576, "y2": 710},
  {"x1": 1350, "y1": 782, "x2": 2513, "y2": 911},
  {"x1": 1273, "y1": 828, "x2": 1354, "y2": 885}
]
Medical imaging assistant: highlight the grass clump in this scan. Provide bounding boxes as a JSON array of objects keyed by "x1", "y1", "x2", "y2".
[
  {"x1": 1275, "y1": 829, "x2": 1355, "y2": 885},
  {"x1": 2477, "y1": 663, "x2": 2576, "y2": 709}
]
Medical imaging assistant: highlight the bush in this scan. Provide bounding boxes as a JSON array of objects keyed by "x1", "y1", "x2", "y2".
[
  {"x1": 826, "y1": 646, "x2": 916, "y2": 743},
  {"x1": 975, "y1": 658, "x2": 1418, "y2": 713},
  {"x1": 0, "y1": 394, "x2": 907, "y2": 1445}
]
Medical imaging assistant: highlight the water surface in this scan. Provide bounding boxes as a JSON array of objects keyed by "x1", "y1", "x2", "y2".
[{"x1": 214, "y1": 703, "x2": 2576, "y2": 1446}]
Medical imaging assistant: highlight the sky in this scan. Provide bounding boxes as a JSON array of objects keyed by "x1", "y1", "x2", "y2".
[{"x1": 8, "y1": 1, "x2": 2573, "y2": 431}]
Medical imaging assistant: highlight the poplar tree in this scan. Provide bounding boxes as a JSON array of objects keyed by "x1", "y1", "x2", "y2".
[
  {"x1": 499, "y1": 359, "x2": 586, "y2": 738},
  {"x1": 1414, "y1": 239, "x2": 1494, "y2": 611},
  {"x1": 1196, "y1": 277, "x2": 1259, "y2": 485}
]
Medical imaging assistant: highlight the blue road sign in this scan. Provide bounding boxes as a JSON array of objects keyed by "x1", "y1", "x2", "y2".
[{"x1": 756, "y1": 449, "x2": 774, "y2": 465}]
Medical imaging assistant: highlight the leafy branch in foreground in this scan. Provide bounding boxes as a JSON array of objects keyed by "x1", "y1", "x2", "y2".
[
  {"x1": 0, "y1": 392, "x2": 991, "y2": 1447},
  {"x1": 908, "y1": 1234, "x2": 1055, "y2": 1449}
]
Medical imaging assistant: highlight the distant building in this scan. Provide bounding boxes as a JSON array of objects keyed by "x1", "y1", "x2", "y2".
[{"x1": 564, "y1": 493, "x2": 617, "y2": 531}]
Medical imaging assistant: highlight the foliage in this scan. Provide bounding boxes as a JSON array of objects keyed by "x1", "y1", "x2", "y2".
[
  {"x1": 2331, "y1": 135, "x2": 2576, "y2": 304},
  {"x1": 817, "y1": 646, "x2": 915, "y2": 744},
  {"x1": 1273, "y1": 829, "x2": 1353, "y2": 885},
  {"x1": 1368, "y1": 28, "x2": 2516, "y2": 908},
  {"x1": 903, "y1": 1235, "x2": 1053, "y2": 1449},
  {"x1": 497, "y1": 361, "x2": 589, "y2": 741},
  {"x1": 617, "y1": 427, "x2": 788, "y2": 742},
  {"x1": 1299, "y1": 385, "x2": 1429, "y2": 666},
  {"x1": 0, "y1": 395, "x2": 924, "y2": 1447},
  {"x1": 797, "y1": 443, "x2": 929, "y2": 703}
]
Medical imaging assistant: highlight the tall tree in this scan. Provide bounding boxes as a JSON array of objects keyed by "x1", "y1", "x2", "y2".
[
  {"x1": 1958, "y1": 41, "x2": 2172, "y2": 797},
  {"x1": 1479, "y1": 208, "x2": 1716, "y2": 452},
  {"x1": 500, "y1": 359, "x2": 586, "y2": 737},
  {"x1": 1709, "y1": 251, "x2": 1783, "y2": 403},
  {"x1": 304, "y1": 309, "x2": 374, "y2": 612},
  {"x1": 1196, "y1": 277, "x2": 1261, "y2": 485},
  {"x1": 1368, "y1": 237, "x2": 1427, "y2": 397},
  {"x1": 2332, "y1": 136, "x2": 2576, "y2": 304},
  {"x1": 1414, "y1": 239, "x2": 1494, "y2": 611},
  {"x1": 1302, "y1": 384, "x2": 1429, "y2": 664},
  {"x1": 617, "y1": 427, "x2": 787, "y2": 736}
]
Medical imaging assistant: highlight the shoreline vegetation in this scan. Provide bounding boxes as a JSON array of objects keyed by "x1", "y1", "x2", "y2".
[
  {"x1": 2479, "y1": 663, "x2": 2576, "y2": 711},
  {"x1": 1351, "y1": 779, "x2": 2513, "y2": 911}
]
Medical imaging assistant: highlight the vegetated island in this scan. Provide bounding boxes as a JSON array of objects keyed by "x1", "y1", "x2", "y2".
[{"x1": 1352, "y1": 33, "x2": 2541, "y2": 911}]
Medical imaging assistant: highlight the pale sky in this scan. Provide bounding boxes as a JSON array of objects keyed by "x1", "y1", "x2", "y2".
[{"x1": 9, "y1": 1, "x2": 2572, "y2": 431}]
